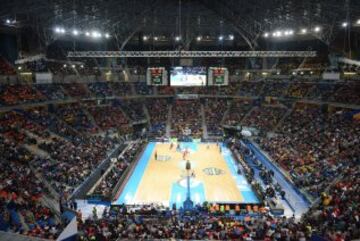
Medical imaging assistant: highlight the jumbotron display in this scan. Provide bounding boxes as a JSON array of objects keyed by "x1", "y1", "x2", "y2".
[
  {"x1": 170, "y1": 66, "x2": 207, "y2": 86},
  {"x1": 208, "y1": 67, "x2": 229, "y2": 86},
  {"x1": 146, "y1": 67, "x2": 168, "y2": 86}
]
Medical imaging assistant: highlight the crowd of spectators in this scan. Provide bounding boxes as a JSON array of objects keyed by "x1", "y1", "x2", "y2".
[
  {"x1": 329, "y1": 82, "x2": 360, "y2": 105},
  {"x1": 0, "y1": 136, "x2": 61, "y2": 239},
  {"x1": 145, "y1": 98, "x2": 169, "y2": 137},
  {"x1": 110, "y1": 82, "x2": 134, "y2": 96},
  {"x1": 92, "y1": 141, "x2": 143, "y2": 199},
  {"x1": 133, "y1": 82, "x2": 154, "y2": 95},
  {"x1": 203, "y1": 98, "x2": 229, "y2": 136},
  {"x1": 223, "y1": 100, "x2": 254, "y2": 126},
  {"x1": 87, "y1": 105, "x2": 128, "y2": 131},
  {"x1": 0, "y1": 85, "x2": 46, "y2": 106},
  {"x1": 35, "y1": 84, "x2": 68, "y2": 100},
  {"x1": 171, "y1": 100, "x2": 202, "y2": 138},
  {"x1": 242, "y1": 106, "x2": 287, "y2": 132},
  {"x1": 0, "y1": 56, "x2": 16, "y2": 75},
  {"x1": 238, "y1": 81, "x2": 263, "y2": 96},
  {"x1": 260, "y1": 81, "x2": 289, "y2": 97},
  {"x1": 88, "y1": 82, "x2": 114, "y2": 98},
  {"x1": 306, "y1": 83, "x2": 336, "y2": 101},
  {"x1": 285, "y1": 83, "x2": 314, "y2": 98},
  {"x1": 256, "y1": 105, "x2": 360, "y2": 199},
  {"x1": 118, "y1": 100, "x2": 146, "y2": 121},
  {"x1": 54, "y1": 103, "x2": 99, "y2": 133},
  {"x1": 36, "y1": 135, "x2": 116, "y2": 195},
  {"x1": 0, "y1": 80, "x2": 359, "y2": 108},
  {"x1": 61, "y1": 83, "x2": 92, "y2": 99}
]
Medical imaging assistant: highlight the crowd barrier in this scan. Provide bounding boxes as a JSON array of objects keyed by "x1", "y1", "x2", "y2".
[{"x1": 70, "y1": 143, "x2": 125, "y2": 200}]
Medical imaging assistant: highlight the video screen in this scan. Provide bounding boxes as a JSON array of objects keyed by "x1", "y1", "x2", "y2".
[{"x1": 170, "y1": 67, "x2": 207, "y2": 86}]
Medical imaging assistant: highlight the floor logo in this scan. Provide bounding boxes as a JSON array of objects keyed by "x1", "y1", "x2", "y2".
[{"x1": 203, "y1": 167, "x2": 225, "y2": 176}]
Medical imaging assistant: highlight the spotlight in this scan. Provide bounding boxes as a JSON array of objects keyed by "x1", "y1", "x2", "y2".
[
  {"x1": 105, "y1": 33, "x2": 110, "y2": 39},
  {"x1": 55, "y1": 27, "x2": 65, "y2": 34},
  {"x1": 71, "y1": 64, "x2": 76, "y2": 68},
  {"x1": 196, "y1": 36, "x2": 202, "y2": 41},
  {"x1": 63, "y1": 64, "x2": 67, "y2": 68},
  {"x1": 218, "y1": 35, "x2": 224, "y2": 41},
  {"x1": 85, "y1": 32, "x2": 90, "y2": 36},
  {"x1": 342, "y1": 22, "x2": 348, "y2": 28},
  {"x1": 275, "y1": 31, "x2": 282, "y2": 37},
  {"x1": 289, "y1": 30, "x2": 294, "y2": 35},
  {"x1": 301, "y1": 28, "x2": 307, "y2": 34},
  {"x1": 310, "y1": 71, "x2": 314, "y2": 75},
  {"x1": 72, "y1": 30, "x2": 79, "y2": 36},
  {"x1": 175, "y1": 36, "x2": 181, "y2": 41},
  {"x1": 91, "y1": 31, "x2": 100, "y2": 38},
  {"x1": 277, "y1": 71, "x2": 280, "y2": 75},
  {"x1": 264, "y1": 32, "x2": 269, "y2": 38},
  {"x1": 153, "y1": 36, "x2": 159, "y2": 41},
  {"x1": 80, "y1": 65, "x2": 84, "y2": 68},
  {"x1": 314, "y1": 26, "x2": 321, "y2": 32},
  {"x1": 143, "y1": 35, "x2": 148, "y2": 41},
  {"x1": 284, "y1": 31, "x2": 290, "y2": 36},
  {"x1": 357, "y1": 19, "x2": 360, "y2": 25},
  {"x1": 17, "y1": 66, "x2": 22, "y2": 70},
  {"x1": 6, "y1": 19, "x2": 10, "y2": 24},
  {"x1": 229, "y1": 34, "x2": 234, "y2": 40},
  {"x1": 292, "y1": 71, "x2": 297, "y2": 75}
]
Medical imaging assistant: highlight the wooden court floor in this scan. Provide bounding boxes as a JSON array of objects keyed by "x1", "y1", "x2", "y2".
[{"x1": 133, "y1": 143, "x2": 243, "y2": 206}]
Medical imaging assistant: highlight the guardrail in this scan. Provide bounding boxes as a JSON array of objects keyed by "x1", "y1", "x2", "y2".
[
  {"x1": 70, "y1": 143, "x2": 125, "y2": 199},
  {"x1": 111, "y1": 142, "x2": 146, "y2": 202}
]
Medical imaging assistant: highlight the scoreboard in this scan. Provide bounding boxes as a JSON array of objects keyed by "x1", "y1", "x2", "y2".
[
  {"x1": 146, "y1": 67, "x2": 168, "y2": 86},
  {"x1": 208, "y1": 67, "x2": 229, "y2": 86}
]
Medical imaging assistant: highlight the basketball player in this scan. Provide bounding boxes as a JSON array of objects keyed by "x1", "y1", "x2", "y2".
[
  {"x1": 154, "y1": 150, "x2": 158, "y2": 160},
  {"x1": 170, "y1": 142, "x2": 174, "y2": 150}
]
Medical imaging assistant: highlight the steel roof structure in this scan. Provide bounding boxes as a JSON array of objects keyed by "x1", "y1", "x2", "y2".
[{"x1": 1, "y1": 0, "x2": 359, "y2": 49}]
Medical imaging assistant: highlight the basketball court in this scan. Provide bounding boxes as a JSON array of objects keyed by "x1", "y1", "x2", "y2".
[{"x1": 114, "y1": 142, "x2": 259, "y2": 207}]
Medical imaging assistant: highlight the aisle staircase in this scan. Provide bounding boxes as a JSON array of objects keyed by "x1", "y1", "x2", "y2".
[
  {"x1": 166, "y1": 104, "x2": 172, "y2": 138},
  {"x1": 273, "y1": 104, "x2": 295, "y2": 131},
  {"x1": 200, "y1": 104, "x2": 208, "y2": 139}
]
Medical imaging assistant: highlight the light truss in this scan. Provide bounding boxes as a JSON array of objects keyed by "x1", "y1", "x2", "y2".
[{"x1": 67, "y1": 51, "x2": 316, "y2": 58}]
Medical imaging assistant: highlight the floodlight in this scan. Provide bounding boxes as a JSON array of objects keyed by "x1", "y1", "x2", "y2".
[{"x1": 314, "y1": 26, "x2": 321, "y2": 32}]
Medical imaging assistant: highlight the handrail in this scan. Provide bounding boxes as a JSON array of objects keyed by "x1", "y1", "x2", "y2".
[{"x1": 69, "y1": 143, "x2": 125, "y2": 200}]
